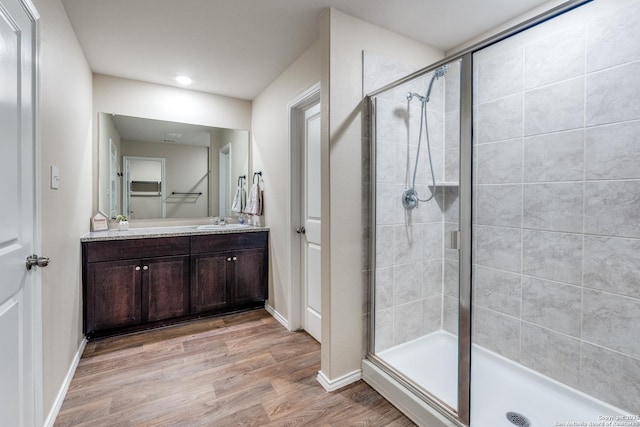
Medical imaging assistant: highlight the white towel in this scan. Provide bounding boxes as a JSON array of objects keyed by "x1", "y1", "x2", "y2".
[
  {"x1": 231, "y1": 185, "x2": 245, "y2": 213},
  {"x1": 244, "y1": 182, "x2": 263, "y2": 216}
]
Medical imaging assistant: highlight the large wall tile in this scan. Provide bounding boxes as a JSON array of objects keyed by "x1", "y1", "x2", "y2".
[
  {"x1": 477, "y1": 48, "x2": 523, "y2": 104},
  {"x1": 395, "y1": 223, "x2": 423, "y2": 264},
  {"x1": 376, "y1": 141, "x2": 396, "y2": 184},
  {"x1": 375, "y1": 267, "x2": 394, "y2": 310},
  {"x1": 523, "y1": 230, "x2": 582, "y2": 285},
  {"x1": 523, "y1": 130, "x2": 584, "y2": 182},
  {"x1": 374, "y1": 308, "x2": 394, "y2": 353},
  {"x1": 477, "y1": 139, "x2": 523, "y2": 184},
  {"x1": 445, "y1": 110, "x2": 460, "y2": 150},
  {"x1": 584, "y1": 236, "x2": 640, "y2": 299},
  {"x1": 477, "y1": 94, "x2": 523, "y2": 144},
  {"x1": 476, "y1": 184, "x2": 523, "y2": 228},
  {"x1": 409, "y1": 187, "x2": 444, "y2": 224},
  {"x1": 422, "y1": 259, "x2": 443, "y2": 298},
  {"x1": 444, "y1": 148, "x2": 459, "y2": 183},
  {"x1": 376, "y1": 183, "x2": 396, "y2": 225},
  {"x1": 583, "y1": 289, "x2": 640, "y2": 359},
  {"x1": 445, "y1": 61, "x2": 461, "y2": 113},
  {"x1": 523, "y1": 183, "x2": 583, "y2": 233},
  {"x1": 393, "y1": 262, "x2": 422, "y2": 305},
  {"x1": 474, "y1": 266, "x2": 521, "y2": 317},
  {"x1": 443, "y1": 295, "x2": 458, "y2": 335},
  {"x1": 585, "y1": 180, "x2": 640, "y2": 238},
  {"x1": 586, "y1": 62, "x2": 640, "y2": 126},
  {"x1": 474, "y1": 307, "x2": 520, "y2": 360},
  {"x1": 522, "y1": 276, "x2": 581, "y2": 337},
  {"x1": 363, "y1": 51, "x2": 417, "y2": 95},
  {"x1": 586, "y1": 1, "x2": 640, "y2": 72},
  {"x1": 525, "y1": 25, "x2": 585, "y2": 90},
  {"x1": 375, "y1": 226, "x2": 395, "y2": 268},
  {"x1": 524, "y1": 77, "x2": 584, "y2": 136},
  {"x1": 580, "y1": 343, "x2": 640, "y2": 414},
  {"x1": 520, "y1": 323, "x2": 581, "y2": 388},
  {"x1": 475, "y1": 226, "x2": 522, "y2": 273},
  {"x1": 443, "y1": 188, "x2": 459, "y2": 224},
  {"x1": 423, "y1": 222, "x2": 443, "y2": 261},
  {"x1": 585, "y1": 121, "x2": 640, "y2": 180},
  {"x1": 443, "y1": 259, "x2": 459, "y2": 298},
  {"x1": 393, "y1": 300, "x2": 423, "y2": 346},
  {"x1": 422, "y1": 295, "x2": 442, "y2": 335},
  {"x1": 375, "y1": 98, "x2": 405, "y2": 142}
]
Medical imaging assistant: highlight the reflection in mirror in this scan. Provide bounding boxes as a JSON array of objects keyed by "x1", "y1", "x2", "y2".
[{"x1": 98, "y1": 113, "x2": 249, "y2": 220}]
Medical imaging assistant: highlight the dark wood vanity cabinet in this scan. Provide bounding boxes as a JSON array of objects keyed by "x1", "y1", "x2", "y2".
[
  {"x1": 82, "y1": 231, "x2": 268, "y2": 339},
  {"x1": 190, "y1": 232, "x2": 268, "y2": 314}
]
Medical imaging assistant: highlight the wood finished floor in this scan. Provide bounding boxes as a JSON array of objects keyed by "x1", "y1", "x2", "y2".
[{"x1": 55, "y1": 309, "x2": 414, "y2": 426}]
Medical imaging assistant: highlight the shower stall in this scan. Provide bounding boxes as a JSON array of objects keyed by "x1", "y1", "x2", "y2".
[{"x1": 363, "y1": 1, "x2": 640, "y2": 426}]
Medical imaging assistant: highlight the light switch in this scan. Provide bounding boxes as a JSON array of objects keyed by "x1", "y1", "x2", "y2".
[{"x1": 51, "y1": 166, "x2": 59, "y2": 189}]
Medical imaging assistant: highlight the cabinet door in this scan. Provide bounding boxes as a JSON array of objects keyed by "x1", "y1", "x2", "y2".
[
  {"x1": 191, "y1": 253, "x2": 230, "y2": 313},
  {"x1": 233, "y1": 249, "x2": 267, "y2": 305},
  {"x1": 86, "y1": 260, "x2": 141, "y2": 333},
  {"x1": 142, "y1": 255, "x2": 190, "y2": 322}
]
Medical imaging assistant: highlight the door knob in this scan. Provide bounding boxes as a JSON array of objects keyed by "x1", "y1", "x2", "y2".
[
  {"x1": 26, "y1": 254, "x2": 50, "y2": 270},
  {"x1": 296, "y1": 226, "x2": 306, "y2": 234},
  {"x1": 135, "y1": 266, "x2": 141, "y2": 271},
  {"x1": 142, "y1": 265, "x2": 149, "y2": 271}
]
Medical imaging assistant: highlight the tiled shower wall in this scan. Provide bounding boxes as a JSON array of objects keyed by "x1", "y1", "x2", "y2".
[
  {"x1": 472, "y1": 1, "x2": 640, "y2": 413},
  {"x1": 368, "y1": 53, "x2": 461, "y2": 353}
]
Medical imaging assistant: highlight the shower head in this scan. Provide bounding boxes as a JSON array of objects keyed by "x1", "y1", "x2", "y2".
[{"x1": 434, "y1": 64, "x2": 449, "y2": 79}]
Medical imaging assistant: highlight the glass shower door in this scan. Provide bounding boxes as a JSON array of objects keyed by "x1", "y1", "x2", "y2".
[{"x1": 369, "y1": 57, "x2": 464, "y2": 419}]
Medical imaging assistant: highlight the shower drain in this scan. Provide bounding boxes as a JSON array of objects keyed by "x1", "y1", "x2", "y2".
[{"x1": 506, "y1": 411, "x2": 531, "y2": 427}]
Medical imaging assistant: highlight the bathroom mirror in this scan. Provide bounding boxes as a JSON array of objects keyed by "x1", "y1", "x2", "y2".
[{"x1": 98, "y1": 113, "x2": 249, "y2": 220}]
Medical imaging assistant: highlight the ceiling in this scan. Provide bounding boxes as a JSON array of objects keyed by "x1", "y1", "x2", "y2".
[
  {"x1": 112, "y1": 115, "x2": 213, "y2": 147},
  {"x1": 62, "y1": 0, "x2": 555, "y2": 100}
]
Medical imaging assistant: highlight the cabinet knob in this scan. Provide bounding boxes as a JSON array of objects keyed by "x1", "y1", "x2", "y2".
[
  {"x1": 135, "y1": 266, "x2": 141, "y2": 271},
  {"x1": 232, "y1": 256, "x2": 237, "y2": 261},
  {"x1": 227, "y1": 257, "x2": 231, "y2": 262},
  {"x1": 143, "y1": 265, "x2": 149, "y2": 271}
]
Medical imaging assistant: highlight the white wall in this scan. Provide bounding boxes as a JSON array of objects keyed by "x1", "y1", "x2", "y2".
[
  {"x1": 32, "y1": 0, "x2": 94, "y2": 420},
  {"x1": 251, "y1": 41, "x2": 321, "y2": 322},
  {"x1": 320, "y1": 8, "x2": 444, "y2": 383}
]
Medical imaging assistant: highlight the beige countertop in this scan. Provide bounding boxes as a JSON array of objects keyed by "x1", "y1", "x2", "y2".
[{"x1": 80, "y1": 225, "x2": 269, "y2": 242}]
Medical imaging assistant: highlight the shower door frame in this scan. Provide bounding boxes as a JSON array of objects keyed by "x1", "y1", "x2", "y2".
[{"x1": 365, "y1": 1, "x2": 591, "y2": 425}]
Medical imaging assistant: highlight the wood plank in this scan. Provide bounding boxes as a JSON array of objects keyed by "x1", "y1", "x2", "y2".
[{"x1": 54, "y1": 309, "x2": 414, "y2": 426}]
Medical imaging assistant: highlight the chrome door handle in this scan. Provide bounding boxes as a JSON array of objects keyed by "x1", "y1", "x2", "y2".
[
  {"x1": 26, "y1": 254, "x2": 50, "y2": 270},
  {"x1": 296, "y1": 226, "x2": 306, "y2": 234},
  {"x1": 450, "y1": 230, "x2": 460, "y2": 250}
]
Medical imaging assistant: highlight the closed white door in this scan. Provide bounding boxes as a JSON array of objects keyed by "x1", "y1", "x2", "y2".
[
  {"x1": 0, "y1": 0, "x2": 40, "y2": 425},
  {"x1": 301, "y1": 103, "x2": 321, "y2": 342}
]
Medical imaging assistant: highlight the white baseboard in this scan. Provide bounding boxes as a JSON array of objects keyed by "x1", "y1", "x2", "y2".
[
  {"x1": 317, "y1": 368, "x2": 362, "y2": 392},
  {"x1": 265, "y1": 303, "x2": 290, "y2": 330},
  {"x1": 43, "y1": 338, "x2": 87, "y2": 427}
]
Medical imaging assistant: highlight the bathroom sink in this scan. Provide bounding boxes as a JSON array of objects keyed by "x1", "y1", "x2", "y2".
[{"x1": 196, "y1": 223, "x2": 250, "y2": 230}]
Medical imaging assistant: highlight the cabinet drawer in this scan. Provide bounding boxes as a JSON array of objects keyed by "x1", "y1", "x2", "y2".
[
  {"x1": 85, "y1": 237, "x2": 190, "y2": 262},
  {"x1": 191, "y1": 231, "x2": 268, "y2": 254}
]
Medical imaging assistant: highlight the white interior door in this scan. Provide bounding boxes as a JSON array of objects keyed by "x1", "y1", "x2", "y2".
[
  {"x1": 301, "y1": 103, "x2": 321, "y2": 342},
  {"x1": 0, "y1": 0, "x2": 40, "y2": 425}
]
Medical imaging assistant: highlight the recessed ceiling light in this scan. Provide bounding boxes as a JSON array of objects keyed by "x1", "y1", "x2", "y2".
[{"x1": 176, "y1": 75, "x2": 192, "y2": 85}]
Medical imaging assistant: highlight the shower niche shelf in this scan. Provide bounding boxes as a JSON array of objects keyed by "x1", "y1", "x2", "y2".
[{"x1": 428, "y1": 182, "x2": 459, "y2": 188}]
